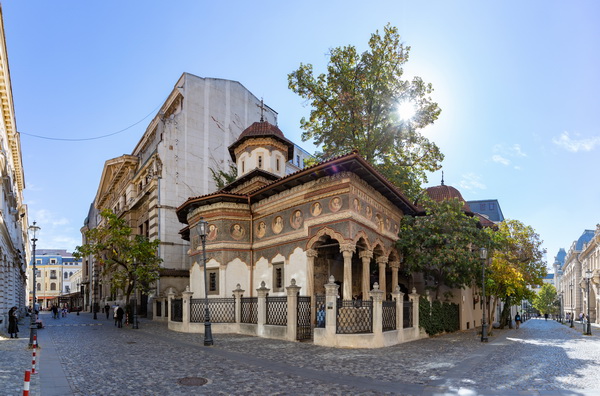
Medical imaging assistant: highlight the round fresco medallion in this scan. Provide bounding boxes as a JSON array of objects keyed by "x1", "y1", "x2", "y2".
[
  {"x1": 329, "y1": 196, "x2": 342, "y2": 212},
  {"x1": 290, "y1": 210, "x2": 304, "y2": 229},
  {"x1": 272, "y1": 216, "x2": 284, "y2": 234},
  {"x1": 230, "y1": 223, "x2": 245, "y2": 240}
]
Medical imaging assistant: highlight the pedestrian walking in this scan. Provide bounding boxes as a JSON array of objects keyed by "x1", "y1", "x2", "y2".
[
  {"x1": 51, "y1": 304, "x2": 58, "y2": 319},
  {"x1": 115, "y1": 305, "x2": 124, "y2": 328},
  {"x1": 544, "y1": 313, "x2": 548, "y2": 321},
  {"x1": 515, "y1": 312, "x2": 521, "y2": 329},
  {"x1": 8, "y1": 306, "x2": 19, "y2": 338},
  {"x1": 104, "y1": 303, "x2": 110, "y2": 320}
]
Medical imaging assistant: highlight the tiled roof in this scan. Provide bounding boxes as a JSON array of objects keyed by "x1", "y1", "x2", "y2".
[{"x1": 228, "y1": 120, "x2": 294, "y2": 161}]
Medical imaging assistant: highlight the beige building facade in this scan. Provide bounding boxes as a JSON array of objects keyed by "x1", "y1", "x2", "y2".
[{"x1": 0, "y1": 6, "x2": 29, "y2": 329}]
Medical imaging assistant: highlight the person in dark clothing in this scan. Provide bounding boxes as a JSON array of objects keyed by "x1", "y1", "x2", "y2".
[
  {"x1": 544, "y1": 313, "x2": 549, "y2": 321},
  {"x1": 104, "y1": 304, "x2": 110, "y2": 320},
  {"x1": 515, "y1": 312, "x2": 521, "y2": 329},
  {"x1": 8, "y1": 306, "x2": 19, "y2": 338},
  {"x1": 115, "y1": 305, "x2": 124, "y2": 328}
]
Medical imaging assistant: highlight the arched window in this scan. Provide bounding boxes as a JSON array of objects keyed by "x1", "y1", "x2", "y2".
[
  {"x1": 258, "y1": 155, "x2": 263, "y2": 169},
  {"x1": 50, "y1": 283, "x2": 56, "y2": 291},
  {"x1": 69, "y1": 271, "x2": 73, "y2": 277},
  {"x1": 64, "y1": 272, "x2": 68, "y2": 279},
  {"x1": 36, "y1": 283, "x2": 41, "y2": 291}
]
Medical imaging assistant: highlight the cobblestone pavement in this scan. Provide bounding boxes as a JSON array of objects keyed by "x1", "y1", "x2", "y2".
[{"x1": 3, "y1": 312, "x2": 600, "y2": 395}]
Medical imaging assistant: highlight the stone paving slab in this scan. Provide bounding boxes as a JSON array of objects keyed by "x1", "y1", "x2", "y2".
[{"x1": 3, "y1": 312, "x2": 600, "y2": 395}]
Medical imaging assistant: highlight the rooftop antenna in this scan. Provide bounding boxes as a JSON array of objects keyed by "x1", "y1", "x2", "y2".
[{"x1": 441, "y1": 171, "x2": 445, "y2": 186}]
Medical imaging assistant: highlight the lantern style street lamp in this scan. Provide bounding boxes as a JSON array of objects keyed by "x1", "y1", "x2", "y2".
[
  {"x1": 480, "y1": 247, "x2": 488, "y2": 342},
  {"x1": 584, "y1": 269, "x2": 593, "y2": 336},
  {"x1": 198, "y1": 218, "x2": 213, "y2": 346},
  {"x1": 28, "y1": 222, "x2": 41, "y2": 348},
  {"x1": 569, "y1": 283, "x2": 574, "y2": 328}
]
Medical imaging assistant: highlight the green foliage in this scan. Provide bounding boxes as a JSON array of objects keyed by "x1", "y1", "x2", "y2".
[
  {"x1": 486, "y1": 220, "x2": 547, "y2": 305},
  {"x1": 419, "y1": 296, "x2": 460, "y2": 335},
  {"x1": 397, "y1": 197, "x2": 492, "y2": 298},
  {"x1": 209, "y1": 162, "x2": 237, "y2": 190},
  {"x1": 74, "y1": 209, "x2": 162, "y2": 303},
  {"x1": 288, "y1": 24, "x2": 442, "y2": 199},
  {"x1": 532, "y1": 283, "x2": 557, "y2": 315}
]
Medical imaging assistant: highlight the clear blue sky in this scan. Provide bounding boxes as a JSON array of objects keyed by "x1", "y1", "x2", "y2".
[{"x1": 4, "y1": 1, "x2": 599, "y2": 270}]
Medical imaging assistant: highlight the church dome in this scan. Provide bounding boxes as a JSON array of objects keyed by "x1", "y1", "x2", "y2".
[
  {"x1": 228, "y1": 120, "x2": 294, "y2": 162},
  {"x1": 425, "y1": 185, "x2": 471, "y2": 212}
]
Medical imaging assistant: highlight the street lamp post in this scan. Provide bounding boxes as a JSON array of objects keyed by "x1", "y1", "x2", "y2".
[
  {"x1": 28, "y1": 222, "x2": 41, "y2": 348},
  {"x1": 92, "y1": 269, "x2": 97, "y2": 320},
  {"x1": 198, "y1": 218, "x2": 213, "y2": 346},
  {"x1": 559, "y1": 292, "x2": 564, "y2": 324},
  {"x1": 570, "y1": 283, "x2": 574, "y2": 328},
  {"x1": 584, "y1": 269, "x2": 592, "y2": 335},
  {"x1": 132, "y1": 261, "x2": 139, "y2": 329},
  {"x1": 480, "y1": 247, "x2": 488, "y2": 342}
]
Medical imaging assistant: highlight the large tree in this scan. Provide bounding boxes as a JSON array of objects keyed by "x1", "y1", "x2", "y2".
[
  {"x1": 396, "y1": 197, "x2": 491, "y2": 299},
  {"x1": 485, "y1": 219, "x2": 546, "y2": 328},
  {"x1": 288, "y1": 24, "x2": 443, "y2": 199},
  {"x1": 74, "y1": 209, "x2": 162, "y2": 305},
  {"x1": 532, "y1": 283, "x2": 557, "y2": 316}
]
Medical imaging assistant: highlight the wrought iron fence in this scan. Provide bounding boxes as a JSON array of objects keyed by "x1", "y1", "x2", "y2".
[
  {"x1": 171, "y1": 298, "x2": 183, "y2": 322},
  {"x1": 266, "y1": 296, "x2": 287, "y2": 326},
  {"x1": 297, "y1": 296, "x2": 312, "y2": 341},
  {"x1": 336, "y1": 299, "x2": 372, "y2": 334},
  {"x1": 155, "y1": 300, "x2": 162, "y2": 317},
  {"x1": 403, "y1": 301, "x2": 413, "y2": 328},
  {"x1": 382, "y1": 299, "x2": 396, "y2": 331},
  {"x1": 315, "y1": 294, "x2": 326, "y2": 328},
  {"x1": 241, "y1": 297, "x2": 258, "y2": 324},
  {"x1": 190, "y1": 298, "x2": 235, "y2": 323}
]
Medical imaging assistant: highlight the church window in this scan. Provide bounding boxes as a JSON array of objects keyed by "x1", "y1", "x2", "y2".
[
  {"x1": 276, "y1": 157, "x2": 280, "y2": 172},
  {"x1": 296, "y1": 155, "x2": 300, "y2": 166},
  {"x1": 273, "y1": 262, "x2": 284, "y2": 292},
  {"x1": 207, "y1": 269, "x2": 219, "y2": 295},
  {"x1": 242, "y1": 161, "x2": 245, "y2": 173},
  {"x1": 258, "y1": 155, "x2": 263, "y2": 169}
]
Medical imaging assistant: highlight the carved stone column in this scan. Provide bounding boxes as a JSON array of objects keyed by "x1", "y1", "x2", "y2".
[
  {"x1": 377, "y1": 257, "x2": 388, "y2": 298},
  {"x1": 359, "y1": 250, "x2": 373, "y2": 300},
  {"x1": 340, "y1": 243, "x2": 355, "y2": 300},
  {"x1": 306, "y1": 249, "x2": 318, "y2": 298},
  {"x1": 389, "y1": 261, "x2": 400, "y2": 293}
]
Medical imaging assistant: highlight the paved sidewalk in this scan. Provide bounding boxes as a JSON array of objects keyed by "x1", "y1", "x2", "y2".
[{"x1": 3, "y1": 312, "x2": 600, "y2": 395}]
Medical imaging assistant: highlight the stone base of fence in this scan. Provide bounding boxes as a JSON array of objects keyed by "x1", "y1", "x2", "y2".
[{"x1": 167, "y1": 277, "x2": 426, "y2": 348}]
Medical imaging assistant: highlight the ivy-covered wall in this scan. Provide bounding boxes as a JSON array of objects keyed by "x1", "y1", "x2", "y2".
[{"x1": 419, "y1": 296, "x2": 460, "y2": 335}]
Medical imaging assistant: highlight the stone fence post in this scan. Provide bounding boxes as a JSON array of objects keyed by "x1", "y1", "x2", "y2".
[
  {"x1": 167, "y1": 288, "x2": 175, "y2": 323},
  {"x1": 257, "y1": 281, "x2": 270, "y2": 337},
  {"x1": 410, "y1": 287, "x2": 420, "y2": 338},
  {"x1": 233, "y1": 284, "x2": 244, "y2": 324},
  {"x1": 391, "y1": 286, "x2": 404, "y2": 342},
  {"x1": 324, "y1": 276, "x2": 339, "y2": 338},
  {"x1": 286, "y1": 279, "x2": 301, "y2": 341},
  {"x1": 369, "y1": 282, "x2": 384, "y2": 336},
  {"x1": 182, "y1": 286, "x2": 193, "y2": 333}
]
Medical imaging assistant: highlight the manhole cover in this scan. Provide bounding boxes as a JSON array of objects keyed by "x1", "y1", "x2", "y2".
[{"x1": 178, "y1": 377, "x2": 208, "y2": 386}]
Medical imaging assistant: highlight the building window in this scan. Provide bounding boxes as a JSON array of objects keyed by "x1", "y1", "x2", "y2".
[
  {"x1": 480, "y1": 204, "x2": 486, "y2": 211},
  {"x1": 36, "y1": 283, "x2": 41, "y2": 291},
  {"x1": 489, "y1": 203, "x2": 495, "y2": 210},
  {"x1": 50, "y1": 283, "x2": 56, "y2": 291},
  {"x1": 50, "y1": 270, "x2": 57, "y2": 279},
  {"x1": 64, "y1": 272, "x2": 68, "y2": 279},
  {"x1": 242, "y1": 161, "x2": 245, "y2": 173},
  {"x1": 207, "y1": 269, "x2": 219, "y2": 295},
  {"x1": 276, "y1": 157, "x2": 280, "y2": 172},
  {"x1": 69, "y1": 271, "x2": 73, "y2": 277},
  {"x1": 36, "y1": 259, "x2": 42, "y2": 265},
  {"x1": 258, "y1": 155, "x2": 263, "y2": 169},
  {"x1": 296, "y1": 155, "x2": 300, "y2": 166},
  {"x1": 273, "y1": 262, "x2": 284, "y2": 292},
  {"x1": 50, "y1": 259, "x2": 57, "y2": 264},
  {"x1": 35, "y1": 270, "x2": 41, "y2": 277}
]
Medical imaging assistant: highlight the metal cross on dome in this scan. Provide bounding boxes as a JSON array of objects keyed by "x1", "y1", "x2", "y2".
[{"x1": 257, "y1": 98, "x2": 266, "y2": 122}]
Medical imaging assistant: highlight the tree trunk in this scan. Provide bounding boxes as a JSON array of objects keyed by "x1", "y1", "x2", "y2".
[{"x1": 499, "y1": 296, "x2": 513, "y2": 329}]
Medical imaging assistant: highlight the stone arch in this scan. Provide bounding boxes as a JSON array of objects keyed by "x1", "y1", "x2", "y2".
[
  {"x1": 352, "y1": 231, "x2": 371, "y2": 251},
  {"x1": 306, "y1": 227, "x2": 347, "y2": 250}
]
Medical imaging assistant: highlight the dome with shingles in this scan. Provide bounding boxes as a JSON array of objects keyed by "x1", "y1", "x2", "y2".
[
  {"x1": 228, "y1": 120, "x2": 294, "y2": 161},
  {"x1": 425, "y1": 185, "x2": 471, "y2": 212}
]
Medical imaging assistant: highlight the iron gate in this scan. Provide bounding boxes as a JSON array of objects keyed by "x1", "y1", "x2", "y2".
[{"x1": 297, "y1": 296, "x2": 312, "y2": 341}]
